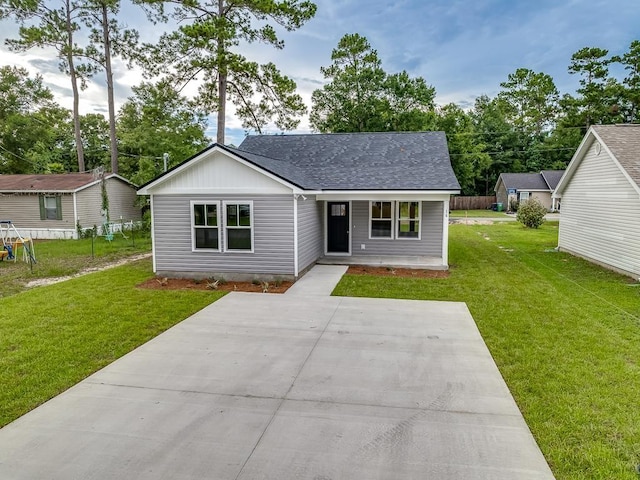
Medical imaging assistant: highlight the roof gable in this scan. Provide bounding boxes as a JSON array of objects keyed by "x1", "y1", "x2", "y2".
[
  {"x1": 555, "y1": 125, "x2": 640, "y2": 196},
  {"x1": 137, "y1": 146, "x2": 295, "y2": 195}
]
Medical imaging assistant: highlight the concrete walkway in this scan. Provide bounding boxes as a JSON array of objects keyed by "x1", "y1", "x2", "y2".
[
  {"x1": 285, "y1": 264, "x2": 348, "y2": 296},
  {"x1": 0, "y1": 265, "x2": 554, "y2": 479}
]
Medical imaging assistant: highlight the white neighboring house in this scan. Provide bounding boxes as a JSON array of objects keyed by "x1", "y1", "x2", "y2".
[{"x1": 554, "y1": 124, "x2": 640, "y2": 278}]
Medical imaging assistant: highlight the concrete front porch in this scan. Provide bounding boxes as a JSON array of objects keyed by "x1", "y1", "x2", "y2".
[{"x1": 317, "y1": 255, "x2": 447, "y2": 270}]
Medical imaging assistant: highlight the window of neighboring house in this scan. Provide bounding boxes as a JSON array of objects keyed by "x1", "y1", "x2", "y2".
[
  {"x1": 397, "y1": 201, "x2": 421, "y2": 239},
  {"x1": 370, "y1": 201, "x2": 393, "y2": 238},
  {"x1": 191, "y1": 201, "x2": 220, "y2": 250},
  {"x1": 224, "y1": 201, "x2": 253, "y2": 251},
  {"x1": 39, "y1": 195, "x2": 62, "y2": 220},
  {"x1": 519, "y1": 192, "x2": 530, "y2": 202}
]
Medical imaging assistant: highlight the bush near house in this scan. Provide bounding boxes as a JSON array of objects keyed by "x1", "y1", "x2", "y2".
[{"x1": 516, "y1": 198, "x2": 547, "y2": 228}]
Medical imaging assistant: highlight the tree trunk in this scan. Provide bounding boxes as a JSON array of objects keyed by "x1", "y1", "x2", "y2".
[
  {"x1": 216, "y1": 0, "x2": 226, "y2": 144},
  {"x1": 66, "y1": 0, "x2": 85, "y2": 172},
  {"x1": 101, "y1": 2, "x2": 118, "y2": 173}
]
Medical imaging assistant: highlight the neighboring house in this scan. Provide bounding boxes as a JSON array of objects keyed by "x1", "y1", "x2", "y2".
[
  {"x1": 0, "y1": 173, "x2": 141, "y2": 239},
  {"x1": 494, "y1": 170, "x2": 565, "y2": 212},
  {"x1": 137, "y1": 132, "x2": 461, "y2": 280},
  {"x1": 554, "y1": 124, "x2": 640, "y2": 278}
]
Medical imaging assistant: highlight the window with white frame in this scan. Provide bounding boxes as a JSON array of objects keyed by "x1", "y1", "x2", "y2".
[
  {"x1": 519, "y1": 192, "x2": 530, "y2": 202},
  {"x1": 370, "y1": 201, "x2": 393, "y2": 238},
  {"x1": 397, "y1": 201, "x2": 420, "y2": 239},
  {"x1": 225, "y1": 202, "x2": 253, "y2": 251},
  {"x1": 192, "y1": 202, "x2": 220, "y2": 250}
]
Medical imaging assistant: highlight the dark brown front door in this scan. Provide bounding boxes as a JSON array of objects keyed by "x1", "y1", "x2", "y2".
[{"x1": 327, "y1": 202, "x2": 349, "y2": 253}]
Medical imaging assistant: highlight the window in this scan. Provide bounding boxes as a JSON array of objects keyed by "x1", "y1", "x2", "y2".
[
  {"x1": 191, "y1": 202, "x2": 220, "y2": 250},
  {"x1": 370, "y1": 201, "x2": 393, "y2": 238},
  {"x1": 39, "y1": 195, "x2": 62, "y2": 220},
  {"x1": 397, "y1": 201, "x2": 420, "y2": 239},
  {"x1": 224, "y1": 202, "x2": 253, "y2": 251},
  {"x1": 519, "y1": 192, "x2": 530, "y2": 202}
]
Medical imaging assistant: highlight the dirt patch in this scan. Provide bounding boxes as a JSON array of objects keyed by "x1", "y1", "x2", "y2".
[
  {"x1": 347, "y1": 265, "x2": 449, "y2": 278},
  {"x1": 449, "y1": 219, "x2": 496, "y2": 225},
  {"x1": 137, "y1": 277, "x2": 293, "y2": 294}
]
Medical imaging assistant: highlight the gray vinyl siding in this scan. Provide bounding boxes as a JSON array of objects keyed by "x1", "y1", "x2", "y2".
[
  {"x1": 350, "y1": 200, "x2": 443, "y2": 256},
  {"x1": 76, "y1": 184, "x2": 103, "y2": 228},
  {"x1": 558, "y1": 141, "x2": 640, "y2": 277},
  {"x1": 106, "y1": 179, "x2": 141, "y2": 221},
  {"x1": 0, "y1": 192, "x2": 74, "y2": 229},
  {"x1": 297, "y1": 195, "x2": 323, "y2": 272},
  {"x1": 76, "y1": 180, "x2": 141, "y2": 229},
  {"x1": 153, "y1": 194, "x2": 295, "y2": 276}
]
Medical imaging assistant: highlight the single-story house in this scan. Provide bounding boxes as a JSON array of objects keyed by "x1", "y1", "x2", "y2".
[
  {"x1": 495, "y1": 170, "x2": 565, "y2": 212},
  {"x1": 554, "y1": 124, "x2": 640, "y2": 278},
  {"x1": 0, "y1": 173, "x2": 141, "y2": 239},
  {"x1": 137, "y1": 132, "x2": 461, "y2": 280}
]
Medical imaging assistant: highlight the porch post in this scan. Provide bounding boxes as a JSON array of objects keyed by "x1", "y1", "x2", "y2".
[
  {"x1": 442, "y1": 199, "x2": 450, "y2": 267},
  {"x1": 293, "y1": 194, "x2": 299, "y2": 277}
]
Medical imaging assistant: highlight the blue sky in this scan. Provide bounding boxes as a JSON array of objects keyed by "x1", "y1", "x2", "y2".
[{"x1": 1, "y1": 0, "x2": 639, "y2": 146}]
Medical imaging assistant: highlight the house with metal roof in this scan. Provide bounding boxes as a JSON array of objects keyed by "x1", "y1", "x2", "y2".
[
  {"x1": 554, "y1": 124, "x2": 640, "y2": 278},
  {"x1": 137, "y1": 132, "x2": 461, "y2": 280},
  {"x1": 494, "y1": 170, "x2": 565, "y2": 212},
  {"x1": 0, "y1": 173, "x2": 141, "y2": 239}
]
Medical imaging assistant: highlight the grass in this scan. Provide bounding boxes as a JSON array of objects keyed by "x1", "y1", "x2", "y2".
[
  {"x1": 449, "y1": 209, "x2": 510, "y2": 218},
  {"x1": 0, "y1": 259, "x2": 223, "y2": 428},
  {"x1": 0, "y1": 233, "x2": 152, "y2": 298},
  {"x1": 333, "y1": 222, "x2": 640, "y2": 480}
]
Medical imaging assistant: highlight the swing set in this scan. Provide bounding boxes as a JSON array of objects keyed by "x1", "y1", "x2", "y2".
[{"x1": 0, "y1": 220, "x2": 37, "y2": 264}]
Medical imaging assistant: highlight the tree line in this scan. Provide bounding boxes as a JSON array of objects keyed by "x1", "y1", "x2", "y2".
[{"x1": 0, "y1": 0, "x2": 637, "y2": 193}]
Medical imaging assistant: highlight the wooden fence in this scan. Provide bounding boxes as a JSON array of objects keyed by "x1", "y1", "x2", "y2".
[{"x1": 450, "y1": 195, "x2": 496, "y2": 210}]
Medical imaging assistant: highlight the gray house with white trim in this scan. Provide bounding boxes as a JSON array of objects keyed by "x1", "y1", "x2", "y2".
[
  {"x1": 554, "y1": 124, "x2": 640, "y2": 278},
  {"x1": 137, "y1": 132, "x2": 460, "y2": 280},
  {"x1": 495, "y1": 170, "x2": 564, "y2": 212}
]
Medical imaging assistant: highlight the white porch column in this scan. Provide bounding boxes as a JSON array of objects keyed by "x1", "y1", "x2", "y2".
[{"x1": 442, "y1": 199, "x2": 450, "y2": 267}]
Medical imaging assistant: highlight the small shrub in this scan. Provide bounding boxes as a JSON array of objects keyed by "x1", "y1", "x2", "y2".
[
  {"x1": 516, "y1": 198, "x2": 547, "y2": 228},
  {"x1": 509, "y1": 199, "x2": 520, "y2": 212}
]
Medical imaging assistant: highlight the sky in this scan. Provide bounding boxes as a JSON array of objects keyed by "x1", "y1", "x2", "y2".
[{"x1": 1, "y1": 0, "x2": 639, "y2": 147}]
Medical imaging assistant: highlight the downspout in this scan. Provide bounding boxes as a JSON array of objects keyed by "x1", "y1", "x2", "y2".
[
  {"x1": 442, "y1": 199, "x2": 450, "y2": 268},
  {"x1": 150, "y1": 195, "x2": 156, "y2": 272},
  {"x1": 73, "y1": 191, "x2": 78, "y2": 239},
  {"x1": 293, "y1": 194, "x2": 299, "y2": 277}
]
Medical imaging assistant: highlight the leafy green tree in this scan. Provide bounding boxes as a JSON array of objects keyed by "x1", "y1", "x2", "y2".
[
  {"x1": 612, "y1": 40, "x2": 640, "y2": 123},
  {"x1": 140, "y1": 0, "x2": 315, "y2": 143},
  {"x1": 568, "y1": 47, "x2": 624, "y2": 127},
  {"x1": 117, "y1": 80, "x2": 209, "y2": 185},
  {"x1": 497, "y1": 68, "x2": 559, "y2": 136},
  {"x1": 79, "y1": 113, "x2": 110, "y2": 171},
  {"x1": 435, "y1": 103, "x2": 490, "y2": 195},
  {"x1": 0, "y1": 65, "x2": 72, "y2": 174},
  {"x1": 0, "y1": 0, "x2": 95, "y2": 172},
  {"x1": 81, "y1": 0, "x2": 139, "y2": 174},
  {"x1": 311, "y1": 33, "x2": 436, "y2": 133}
]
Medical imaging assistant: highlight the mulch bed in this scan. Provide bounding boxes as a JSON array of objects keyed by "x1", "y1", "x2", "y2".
[
  {"x1": 137, "y1": 277, "x2": 293, "y2": 293},
  {"x1": 137, "y1": 265, "x2": 448, "y2": 293},
  {"x1": 346, "y1": 265, "x2": 450, "y2": 278}
]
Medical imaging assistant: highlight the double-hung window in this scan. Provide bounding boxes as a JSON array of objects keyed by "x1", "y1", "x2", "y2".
[
  {"x1": 39, "y1": 195, "x2": 62, "y2": 220},
  {"x1": 370, "y1": 201, "x2": 393, "y2": 238},
  {"x1": 397, "y1": 201, "x2": 420, "y2": 239},
  {"x1": 224, "y1": 201, "x2": 253, "y2": 251},
  {"x1": 192, "y1": 201, "x2": 220, "y2": 250}
]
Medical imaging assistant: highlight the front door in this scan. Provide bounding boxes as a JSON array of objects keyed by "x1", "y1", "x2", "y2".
[{"x1": 327, "y1": 202, "x2": 350, "y2": 254}]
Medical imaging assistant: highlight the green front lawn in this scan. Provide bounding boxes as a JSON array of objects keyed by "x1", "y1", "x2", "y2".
[
  {"x1": 0, "y1": 233, "x2": 152, "y2": 298},
  {"x1": 449, "y1": 208, "x2": 510, "y2": 218},
  {"x1": 0, "y1": 259, "x2": 222, "y2": 428},
  {"x1": 334, "y1": 222, "x2": 640, "y2": 480}
]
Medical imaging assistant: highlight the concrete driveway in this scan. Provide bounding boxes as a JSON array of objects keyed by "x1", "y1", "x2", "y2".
[{"x1": 0, "y1": 267, "x2": 554, "y2": 479}]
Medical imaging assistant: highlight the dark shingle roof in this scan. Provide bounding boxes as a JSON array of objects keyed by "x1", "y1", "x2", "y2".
[
  {"x1": 592, "y1": 124, "x2": 640, "y2": 187},
  {"x1": 235, "y1": 132, "x2": 460, "y2": 191},
  {"x1": 0, "y1": 173, "x2": 103, "y2": 192},
  {"x1": 499, "y1": 173, "x2": 550, "y2": 191},
  {"x1": 540, "y1": 170, "x2": 565, "y2": 190}
]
